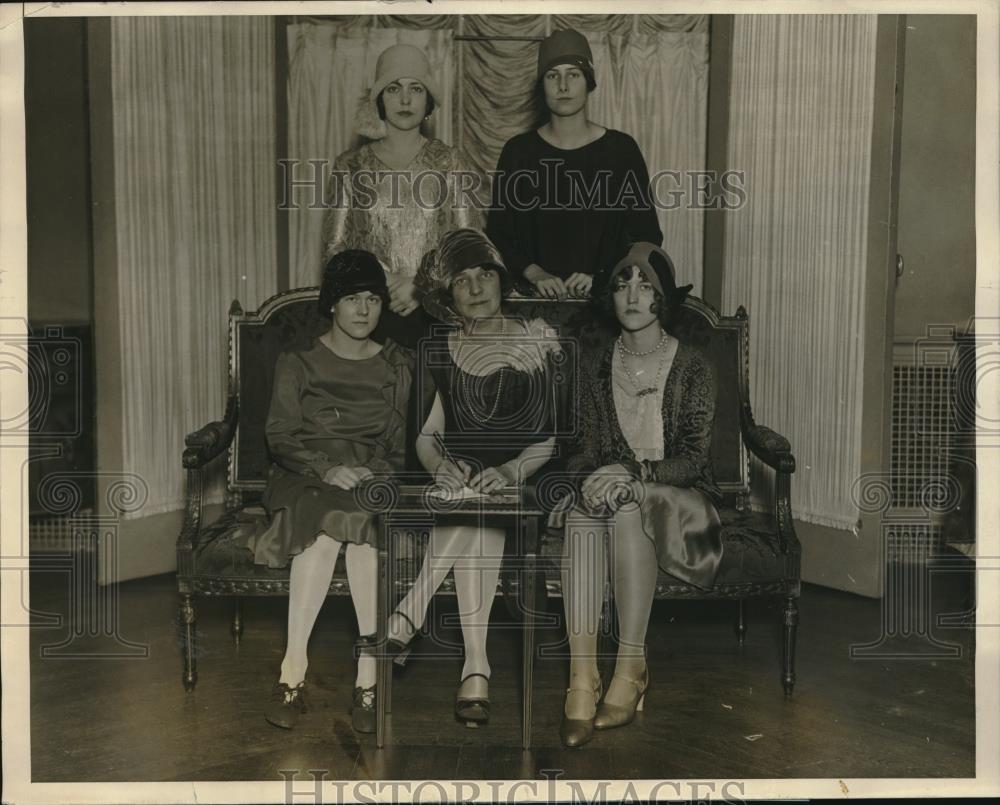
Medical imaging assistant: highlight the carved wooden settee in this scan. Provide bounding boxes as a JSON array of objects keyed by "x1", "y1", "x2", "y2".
[{"x1": 176, "y1": 289, "x2": 801, "y2": 695}]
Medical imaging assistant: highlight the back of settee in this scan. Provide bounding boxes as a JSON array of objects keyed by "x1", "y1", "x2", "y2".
[{"x1": 227, "y1": 290, "x2": 748, "y2": 506}]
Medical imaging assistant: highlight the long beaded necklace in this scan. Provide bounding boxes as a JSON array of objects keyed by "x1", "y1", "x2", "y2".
[
  {"x1": 457, "y1": 316, "x2": 507, "y2": 423},
  {"x1": 616, "y1": 330, "x2": 671, "y2": 398}
]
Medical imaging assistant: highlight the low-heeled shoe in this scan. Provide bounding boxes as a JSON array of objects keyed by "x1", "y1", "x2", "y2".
[
  {"x1": 455, "y1": 673, "x2": 490, "y2": 725},
  {"x1": 265, "y1": 681, "x2": 307, "y2": 729}
]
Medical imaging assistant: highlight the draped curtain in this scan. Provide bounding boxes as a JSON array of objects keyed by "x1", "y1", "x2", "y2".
[
  {"x1": 286, "y1": 14, "x2": 708, "y2": 293},
  {"x1": 286, "y1": 21, "x2": 454, "y2": 287},
  {"x1": 111, "y1": 17, "x2": 277, "y2": 518},
  {"x1": 582, "y1": 27, "x2": 709, "y2": 294},
  {"x1": 722, "y1": 15, "x2": 877, "y2": 529}
]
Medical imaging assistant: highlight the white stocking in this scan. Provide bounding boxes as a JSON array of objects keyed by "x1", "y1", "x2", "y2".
[
  {"x1": 279, "y1": 533, "x2": 343, "y2": 686},
  {"x1": 345, "y1": 542, "x2": 377, "y2": 688}
]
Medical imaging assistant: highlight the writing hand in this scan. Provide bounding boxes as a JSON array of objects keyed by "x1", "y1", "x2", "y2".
[{"x1": 435, "y1": 459, "x2": 473, "y2": 492}]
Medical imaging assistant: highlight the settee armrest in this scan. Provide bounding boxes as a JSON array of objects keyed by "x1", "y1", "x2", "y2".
[
  {"x1": 183, "y1": 396, "x2": 239, "y2": 469},
  {"x1": 739, "y1": 416, "x2": 799, "y2": 556},
  {"x1": 743, "y1": 423, "x2": 796, "y2": 474}
]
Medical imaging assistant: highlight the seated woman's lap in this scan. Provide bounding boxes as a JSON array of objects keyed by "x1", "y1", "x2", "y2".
[{"x1": 563, "y1": 482, "x2": 714, "y2": 562}]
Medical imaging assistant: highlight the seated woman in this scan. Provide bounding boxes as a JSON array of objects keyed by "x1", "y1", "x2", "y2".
[
  {"x1": 253, "y1": 250, "x2": 413, "y2": 734},
  {"x1": 385, "y1": 228, "x2": 562, "y2": 725},
  {"x1": 557, "y1": 242, "x2": 724, "y2": 747}
]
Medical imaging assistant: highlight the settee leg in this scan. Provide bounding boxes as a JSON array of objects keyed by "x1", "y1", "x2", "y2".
[
  {"x1": 231, "y1": 597, "x2": 244, "y2": 645},
  {"x1": 180, "y1": 593, "x2": 198, "y2": 691},
  {"x1": 782, "y1": 594, "x2": 798, "y2": 696},
  {"x1": 735, "y1": 600, "x2": 747, "y2": 646}
]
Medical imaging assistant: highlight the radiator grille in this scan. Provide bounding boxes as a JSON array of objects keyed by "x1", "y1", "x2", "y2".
[
  {"x1": 890, "y1": 362, "x2": 953, "y2": 509},
  {"x1": 29, "y1": 511, "x2": 95, "y2": 553}
]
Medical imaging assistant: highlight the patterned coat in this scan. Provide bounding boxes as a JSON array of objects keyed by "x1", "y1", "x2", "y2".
[{"x1": 565, "y1": 338, "x2": 723, "y2": 506}]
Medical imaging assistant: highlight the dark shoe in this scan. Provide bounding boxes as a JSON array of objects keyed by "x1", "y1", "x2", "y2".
[
  {"x1": 593, "y1": 667, "x2": 649, "y2": 731},
  {"x1": 351, "y1": 634, "x2": 378, "y2": 734},
  {"x1": 455, "y1": 673, "x2": 490, "y2": 725},
  {"x1": 560, "y1": 678, "x2": 603, "y2": 748},
  {"x1": 386, "y1": 611, "x2": 420, "y2": 668},
  {"x1": 264, "y1": 681, "x2": 307, "y2": 729},
  {"x1": 351, "y1": 685, "x2": 376, "y2": 734}
]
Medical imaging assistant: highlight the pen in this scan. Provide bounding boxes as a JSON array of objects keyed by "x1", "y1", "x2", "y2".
[{"x1": 433, "y1": 432, "x2": 470, "y2": 483}]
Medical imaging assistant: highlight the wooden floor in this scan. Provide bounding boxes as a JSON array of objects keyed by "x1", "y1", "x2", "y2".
[{"x1": 28, "y1": 560, "x2": 976, "y2": 781}]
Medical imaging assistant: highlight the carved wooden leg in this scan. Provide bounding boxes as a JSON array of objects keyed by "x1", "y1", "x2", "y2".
[
  {"x1": 735, "y1": 599, "x2": 747, "y2": 646},
  {"x1": 231, "y1": 597, "x2": 244, "y2": 645},
  {"x1": 782, "y1": 594, "x2": 799, "y2": 696},
  {"x1": 180, "y1": 593, "x2": 197, "y2": 691}
]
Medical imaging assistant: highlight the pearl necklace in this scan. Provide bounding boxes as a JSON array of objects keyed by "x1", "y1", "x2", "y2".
[
  {"x1": 617, "y1": 334, "x2": 670, "y2": 398},
  {"x1": 617, "y1": 330, "x2": 669, "y2": 357},
  {"x1": 457, "y1": 317, "x2": 506, "y2": 423}
]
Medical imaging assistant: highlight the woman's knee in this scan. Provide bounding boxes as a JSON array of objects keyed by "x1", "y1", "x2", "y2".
[
  {"x1": 311, "y1": 532, "x2": 344, "y2": 556},
  {"x1": 610, "y1": 504, "x2": 651, "y2": 551},
  {"x1": 562, "y1": 509, "x2": 610, "y2": 556}
]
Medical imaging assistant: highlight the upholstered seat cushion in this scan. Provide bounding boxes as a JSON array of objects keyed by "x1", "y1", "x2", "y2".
[
  {"x1": 193, "y1": 507, "x2": 428, "y2": 582},
  {"x1": 539, "y1": 506, "x2": 796, "y2": 591},
  {"x1": 195, "y1": 503, "x2": 796, "y2": 593},
  {"x1": 192, "y1": 508, "x2": 279, "y2": 578},
  {"x1": 714, "y1": 507, "x2": 798, "y2": 584}
]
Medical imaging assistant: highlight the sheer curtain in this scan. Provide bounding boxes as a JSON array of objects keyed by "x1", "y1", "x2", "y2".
[
  {"x1": 111, "y1": 17, "x2": 277, "y2": 517},
  {"x1": 286, "y1": 22, "x2": 455, "y2": 287},
  {"x1": 722, "y1": 15, "x2": 878, "y2": 529}
]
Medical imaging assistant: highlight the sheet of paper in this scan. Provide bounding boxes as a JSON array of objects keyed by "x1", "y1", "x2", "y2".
[{"x1": 429, "y1": 486, "x2": 519, "y2": 502}]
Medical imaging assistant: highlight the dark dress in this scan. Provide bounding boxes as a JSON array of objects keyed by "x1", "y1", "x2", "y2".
[
  {"x1": 419, "y1": 321, "x2": 564, "y2": 477},
  {"x1": 246, "y1": 338, "x2": 413, "y2": 568},
  {"x1": 486, "y1": 129, "x2": 663, "y2": 282},
  {"x1": 562, "y1": 339, "x2": 724, "y2": 589}
]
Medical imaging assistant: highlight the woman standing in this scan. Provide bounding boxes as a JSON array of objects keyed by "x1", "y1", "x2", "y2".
[
  {"x1": 322, "y1": 43, "x2": 483, "y2": 347},
  {"x1": 557, "y1": 242, "x2": 724, "y2": 747},
  {"x1": 487, "y1": 28, "x2": 662, "y2": 300},
  {"x1": 385, "y1": 228, "x2": 563, "y2": 724},
  {"x1": 254, "y1": 250, "x2": 413, "y2": 734}
]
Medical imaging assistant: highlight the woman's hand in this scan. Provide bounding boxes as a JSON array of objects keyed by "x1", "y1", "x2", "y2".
[
  {"x1": 564, "y1": 272, "x2": 593, "y2": 298},
  {"x1": 469, "y1": 464, "x2": 517, "y2": 494},
  {"x1": 388, "y1": 275, "x2": 420, "y2": 316},
  {"x1": 434, "y1": 458, "x2": 473, "y2": 492},
  {"x1": 323, "y1": 465, "x2": 374, "y2": 490},
  {"x1": 524, "y1": 264, "x2": 567, "y2": 300},
  {"x1": 581, "y1": 464, "x2": 637, "y2": 510}
]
